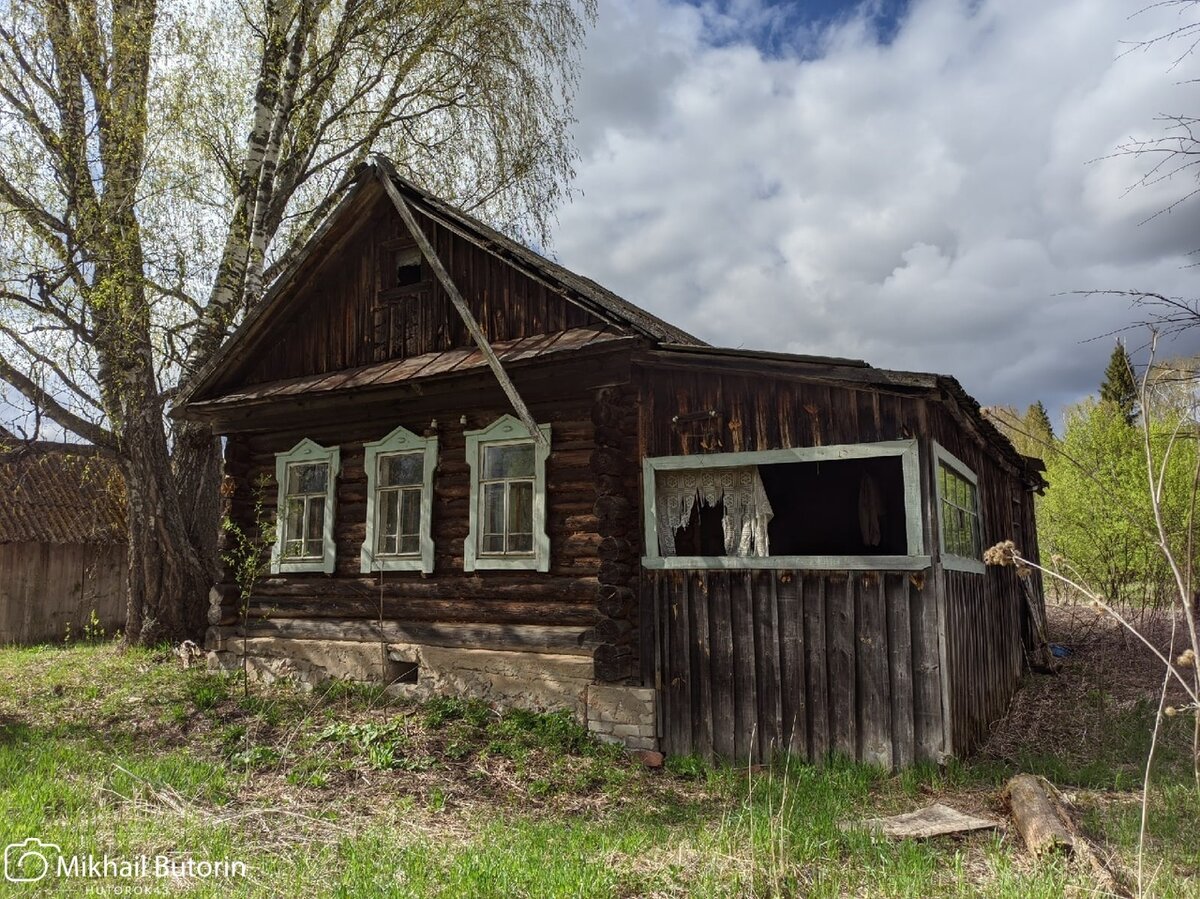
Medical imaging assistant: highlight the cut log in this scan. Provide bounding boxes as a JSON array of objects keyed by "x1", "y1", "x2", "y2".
[{"x1": 1005, "y1": 774, "x2": 1073, "y2": 856}]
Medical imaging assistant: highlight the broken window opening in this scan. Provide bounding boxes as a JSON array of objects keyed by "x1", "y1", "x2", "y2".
[
  {"x1": 760, "y1": 455, "x2": 908, "y2": 556},
  {"x1": 654, "y1": 455, "x2": 908, "y2": 558}
]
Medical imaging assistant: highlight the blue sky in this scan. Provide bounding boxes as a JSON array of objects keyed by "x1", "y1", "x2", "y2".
[{"x1": 552, "y1": 0, "x2": 1200, "y2": 424}]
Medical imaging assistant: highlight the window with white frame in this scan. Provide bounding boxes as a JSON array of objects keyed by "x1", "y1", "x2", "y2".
[
  {"x1": 934, "y1": 442, "x2": 984, "y2": 573},
  {"x1": 361, "y1": 425, "x2": 437, "y2": 573},
  {"x1": 272, "y1": 439, "x2": 340, "y2": 574},
  {"x1": 642, "y1": 440, "x2": 927, "y2": 570},
  {"x1": 465, "y1": 415, "x2": 550, "y2": 572}
]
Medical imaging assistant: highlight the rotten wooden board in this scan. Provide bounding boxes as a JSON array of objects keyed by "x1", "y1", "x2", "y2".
[{"x1": 849, "y1": 803, "x2": 999, "y2": 840}]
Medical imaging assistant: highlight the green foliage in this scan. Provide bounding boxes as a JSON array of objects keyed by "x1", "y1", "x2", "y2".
[
  {"x1": 185, "y1": 674, "x2": 231, "y2": 712},
  {"x1": 986, "y1": 403, "x2": 1055, "y2": 458},
  {"x1": 1039, "y1": 397, "x2": 1197, "y2": 604},
  {"x1": 1100, "y1": 343, "x2": 1139, "y2": 424}
]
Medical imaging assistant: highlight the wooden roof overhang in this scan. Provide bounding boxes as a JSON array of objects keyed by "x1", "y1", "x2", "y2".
[
  {"x1": 184, "y1": 328, "x2": 638, "y2": 434},
  {"x1": 635, "y1": 344, "x2": 1048, "y2": 491}
]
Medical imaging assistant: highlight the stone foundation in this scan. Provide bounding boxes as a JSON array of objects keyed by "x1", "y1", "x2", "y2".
[
  {"x1": 209, "y1": 635, "x2": 592, "y2": 710},
  {"x1": 584, "y1": 683, "x2": 658, "y2": 751}
]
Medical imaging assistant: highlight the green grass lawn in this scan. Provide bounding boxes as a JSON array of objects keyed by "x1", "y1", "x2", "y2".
[{"x1": 0, "y1": 638, "x2": 1195, "y2": 897}]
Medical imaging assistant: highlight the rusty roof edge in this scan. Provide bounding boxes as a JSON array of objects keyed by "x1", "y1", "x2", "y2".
[{"x1": 183, "y1": 331, "x2": 639, "y2": 415}]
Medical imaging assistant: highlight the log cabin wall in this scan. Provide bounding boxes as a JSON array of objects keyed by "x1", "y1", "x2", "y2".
[
  {"x1": 216, "y1": 392, "x2": 606, "y2": 652},
  {"x1": 226, "y1": 197, "x2": 604, "y2": 390},
  {"x1": 212, "y1": 359, "x2": 650, "y2": 692}
]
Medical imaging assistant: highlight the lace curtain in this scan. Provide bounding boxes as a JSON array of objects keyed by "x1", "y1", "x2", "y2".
[{"x1": 656, "y1": 467, "x2": 774, "y2": 557}]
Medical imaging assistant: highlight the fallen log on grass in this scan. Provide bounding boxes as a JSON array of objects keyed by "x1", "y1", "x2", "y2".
[{"x1": 1005, "y1": 774, "x2": 1073, "y2": 856}]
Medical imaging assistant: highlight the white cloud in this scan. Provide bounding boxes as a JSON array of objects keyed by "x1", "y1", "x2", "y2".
[{"x1": 553, "y1": 0, "x2": 1200, "y2": 420}]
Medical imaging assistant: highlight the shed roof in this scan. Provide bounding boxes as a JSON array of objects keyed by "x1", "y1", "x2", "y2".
[{"x1": 0, "y1": 441, "x2": 126, "y2": 545}]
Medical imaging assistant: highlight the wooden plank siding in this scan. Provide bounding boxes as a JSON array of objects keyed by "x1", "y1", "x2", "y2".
[
  {"x1": 635, "y1": 364, "x2": 1042, "y2": 764},
  {"x1": 651, "y1": 569, "x2": 939, "y2": 765},
  {"x1": 0, "y1": 542, "x2": 127, "y2": 644},
  {"x1": 223, "y1": 201, "x2": 604, "y2": 392},
  {"x1": 926, "y1": 403, "x2": 1040, "y2": 755}
]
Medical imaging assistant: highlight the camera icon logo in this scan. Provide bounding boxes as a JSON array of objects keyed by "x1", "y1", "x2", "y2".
[{"x1": 4, "y1": 838, "x2": 60, "y2": 883}]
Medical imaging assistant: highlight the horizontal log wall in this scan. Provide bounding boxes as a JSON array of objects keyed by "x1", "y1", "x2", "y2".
[
  {"x1": 651, "y1": 568, "x2": 944, "y2": 766},
  {"x1": 219, "y1": 395, "x2": 602, "y2": 639}
]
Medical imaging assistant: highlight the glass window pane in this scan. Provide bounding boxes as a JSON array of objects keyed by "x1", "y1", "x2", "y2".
[
  {"x1": 284, "y1": 539, "x2": 304, "y2": 558},
  {"x1": 378, "y1": 490, "x2": 400, "y2": 549},
  {"x1": 285, "y1": 498, "x2": 305, "y2": 542},
  {"x1": 306, "y1": 498, "x2": 324, "y2": 542},
  {"x1": 482, "y1": 534, "x2": 505, "y2": 554},
  {"x1": 508, "y1": 482, "x2": 533, "y2": 535},
  {"x1": 482, "y1": 483, "x2": 505, "y2": 536},
  {"x1": 379, "y1": 533, "x2": 398, "y2": 555},
  {"x1": 399, "y1": 534, "x2": 420, "y2": 555},
  {"x1": 508, "y1": 533, "x2": 533, "y2": 553},
  {"x1": 289, "y1": 462, "x2": 327, "y2": 495},
  {"x1": 380, "y1": 452, "x2": 423, "y2": 487},
  {"x1": 304, "y1": 538, "x2": 323, "y2": 558},
  {"x1": 483, "y1": 443, "x2": 535, "y2": 479},
  {"x1": 400, "y1": 488, "x2": 421, "y2": 537}
]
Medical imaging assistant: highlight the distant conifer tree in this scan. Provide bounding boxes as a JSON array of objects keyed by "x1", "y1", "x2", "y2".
[{"x1": 1100, "y1": 343, "x2": 1139, "y2": 424}]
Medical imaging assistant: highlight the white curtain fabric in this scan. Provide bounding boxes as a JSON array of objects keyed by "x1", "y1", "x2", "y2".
[{"x1": 655, "y1": 467, "x2": 774, "y2": 557}]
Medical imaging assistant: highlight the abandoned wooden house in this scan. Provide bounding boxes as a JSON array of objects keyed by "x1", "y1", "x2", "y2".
[
  {"x1": 0, "y1": 431, "x2": 127, "y2": 644},
  {"x1": 177, "y1": 156, "x2": 1048, "y2": 766}
]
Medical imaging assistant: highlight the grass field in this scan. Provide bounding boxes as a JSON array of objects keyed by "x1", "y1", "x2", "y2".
[{"x1": 0, "y1": 605, "x2": 1195, "y2": 897}]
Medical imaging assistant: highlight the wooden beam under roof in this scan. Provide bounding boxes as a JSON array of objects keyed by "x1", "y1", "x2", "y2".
[{"x1": 374, "y1": 158, "x2": 547, "y2": 448}]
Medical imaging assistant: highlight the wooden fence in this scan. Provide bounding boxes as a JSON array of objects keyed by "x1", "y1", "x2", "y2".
[{"x1": 0, "y1": 542, "x2": 126, "y2": 644}]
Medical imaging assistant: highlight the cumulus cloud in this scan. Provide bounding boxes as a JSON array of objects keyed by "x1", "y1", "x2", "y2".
[{"x1": 552, "y1": 0, "x2": 1200, "y2": 421}]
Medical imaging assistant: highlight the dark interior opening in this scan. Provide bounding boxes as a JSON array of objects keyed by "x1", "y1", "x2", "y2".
[
  {"x1": 391, "y1": 661, "x2": 419, "y2": 684},
  {"x1": 759, "y1": 456, "x2": 907, "y2": 555},
  {"x1": 396, "y1": 262, "x2": 423, "y2": 287},
  {"x1": 670, "y1": 497, "x2": 727, "y2": 556}
]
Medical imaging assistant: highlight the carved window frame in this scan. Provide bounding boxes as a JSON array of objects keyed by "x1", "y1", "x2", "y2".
[
  {"x1": 464, "y1": 414, "x2": 551, "y2": 572},
  {"x1": 271, "y1": 438, "x2": 340, "y2": 575},
  {"x1": 361, "y1": 425, "x2": 438, "y2": 574}
]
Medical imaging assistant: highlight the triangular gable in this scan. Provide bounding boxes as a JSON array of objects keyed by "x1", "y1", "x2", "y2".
[{"x1": 179, "y1": 158, "x2": 703, "y2": 408}]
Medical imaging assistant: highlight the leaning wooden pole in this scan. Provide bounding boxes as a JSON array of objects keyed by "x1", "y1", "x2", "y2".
[{"x1": 374, "y1": 160, "x2": 547, "y2": 448}]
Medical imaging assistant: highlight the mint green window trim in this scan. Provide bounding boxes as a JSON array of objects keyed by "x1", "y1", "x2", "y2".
[
  {"x1": 361, "y1": 425, "x2": 438, "y2": 574},
  {"x1": 271, "y1": 438, "x2": 340, "y2": 575},
  {"x1": 932, "y1": 441, "x2": 986, "y2": 575},
  {"x1": 464, "y1": 414, "x2": 551, "y2": 572},
  {"x1": 641, "y1": 440, "x2": 926, "y2": 570}
]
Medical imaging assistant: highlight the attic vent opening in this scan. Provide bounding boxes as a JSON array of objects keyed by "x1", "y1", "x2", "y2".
[
  {"x1": 396, "y1": 248, "x2": 423, "y2": 288},
  {"x1": 380, "y1": 242, "x2": 426, "y2": 300}
]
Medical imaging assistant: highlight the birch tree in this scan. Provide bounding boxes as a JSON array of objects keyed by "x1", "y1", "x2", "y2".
[{"x1": 0, "y1": 0, "x2": 593, "y2": 643}]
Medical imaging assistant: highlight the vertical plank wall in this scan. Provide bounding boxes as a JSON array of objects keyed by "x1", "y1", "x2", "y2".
[
  {"x1": 0, "y1": 542, "x2": 128, "y2": 644},
  {"x1": 930, "y1": 403, "x2": 1039, "y2": 756},
  {"x1": 651, "y1": 568, "x2": 945, "y2": 766}
]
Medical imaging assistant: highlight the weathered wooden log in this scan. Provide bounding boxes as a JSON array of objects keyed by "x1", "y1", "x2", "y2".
[
  {"x1": 595, "y1": 495, "x2": 634, "y2": 519},
  {"x1": 586, "y1": 617, "x2": 635, "y2": 643},
  {"x1": 1005, "y1": 775, "x2": 1073, "y2": 856},
  {"x1": 599, "y1": 559, "x2": 638, "y2": 584},
  {"x1": 598, "y1": 537, "x2": 636, "y2": 562},
  {"x1": 216, "y1": 597, "x2": 601, "y2": 627},
  {"x1": 593, "y1": 642, "x2": 636, "y2": 682}
]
